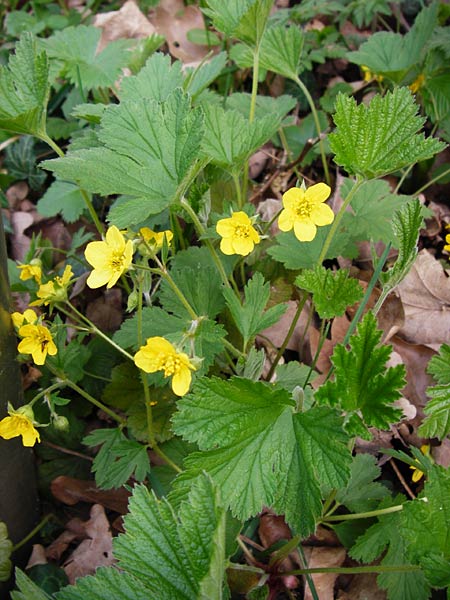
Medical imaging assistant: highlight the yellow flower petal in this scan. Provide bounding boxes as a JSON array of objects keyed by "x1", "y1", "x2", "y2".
[
  {"x1": 278, "y1": 209, "x2": 295, "y2": 232},
  {"x1": 305, "y1": 182, "x2": 331, "y2": 204},
  {"x1": 105, "y1": 225, "x2": 126, "y2": 249},
  {"x1": 282, "y1": 187, "x2": 303, "y2": 209},
  {"x1": 216, "y1": 218, "x2": 235, "y2": 238},
  {"x1": 293, "y1": 220, "x2": 317, "y2": 242},
  {"x1": 84, "y1": 241, "x2": 112, "y2": 269},
  {"x1": 0, "y1": 413, "x2": 40, "y2": 447},
  {"x1": 172, "y1": 367, "x2": 192, "y2": 396},
  {"x1": 310, "y1": 202, "x2": 335, "y2": 226},
  {"x1": 233, "y1": 237, "x2": 255, "y2": 256},
  {"x1": 219, "y1": 237, "x2": 235, "y2": 255},
  {"x1": 86, "y1": 269, "x2": 113, "y2": 289}
]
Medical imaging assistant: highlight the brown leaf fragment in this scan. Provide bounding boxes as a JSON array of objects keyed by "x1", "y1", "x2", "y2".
[
  {"x1": 45, "y1": 530, "x2": 79, "y2": 562},
  {"x1": 93, "y1": 0, "x2": 156, "y2": 51},
  {"x1": 259, "y1": 299, "x2": 312, "y2": 354},
  {"x1": 6, "y1": 182, "x2": 28, "y2": 209},
  {"x1": 51, "y1": 475, "x2": 131, "y2": 514},
  {"x1": 434, "y1": 438, "x2": 450, "y2": 468},
  {"x1": 396, "y1": 249, "x2": 450, "y2": 345},
  {"x1": 303, "y1": 546, "x2": 347, "y2": 600},
  {"x1": 63, "y1": 504, "x2": 114, "y2": 583},
  {"x1": 86, "y1": 288, "x2": 123, "y2": 332},
  {"x1": 337, "y1": 572, "x2": 387, "y2": 599},
  {"x1": 26, "y1": 544, "x2": 48, "y2": 569}
]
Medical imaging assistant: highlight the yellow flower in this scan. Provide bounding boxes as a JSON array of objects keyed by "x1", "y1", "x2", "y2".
[
  {"x1": 0, "y1": 405, "x2": 40, "y2": 447},
  {"x1": 278, "y1": 183, "x2": 334, "y2": 242},
  {"x1": 134, "y1": 336, "x2": 196, "y2": 396},
  {"x1": 410, "y1": 444, "x2": 431, "y2": 483},
  {"x1": 409, "y1": 73, "x2": 425, "y2": 94},
  {"x1": 17, "y1": 259, "x2": 42, "y2": 283},
  {"x1": 11, "y1": 308, "x2": 38, "y2": 329},
  {"x1": 216, "y1": 211, "x2": 260, "y2": 256},
  {"x1": 443, "y1": 233, "x2": 450, "y2": 254},
  {"x1": 139, "y1": 228, "x2": 173, "y2": 252},
  {"x1": 361, "y1": 65, "x2": 383, "y2": 83},
  {"x1": 30, "y1": 265, "x2": 73, "y2": 307},
  {"x1": 85, "y1": 226, "x2": 134, "y2": 289},
  {"x1": 17, "y1": 323, "x2": 57, "y2": 365}
]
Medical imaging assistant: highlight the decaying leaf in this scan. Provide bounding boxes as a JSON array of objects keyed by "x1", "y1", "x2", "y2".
[
  {"x1": 93, "y1": 0, "x2": 157, "y2": 51},
  {"x1": 396, "y1": 249, "x2": 450, "y2": 345},
  {"x1": 303, "y1": 546, "x2": 347, "y2": 600}
]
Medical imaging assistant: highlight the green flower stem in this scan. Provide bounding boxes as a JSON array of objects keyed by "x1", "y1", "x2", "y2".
[
  {"x1": 11, "y1": 514, "x2": 53, "y2": 553},
  {"x1": 317, "y1": 176, "x2": 365, "y2": 265},
  {"x1": 282, "y1": 564, "x2": 420, "y2": 577},
  {"x1": 233, "y1": 172, "x2": 243, "y2": 210},
  {"x1": 39, "y1": 134, "x2": 104, "y2": 236},
  {"x1": 293, "y1": 76, "x2": 330, "y2": 186},
  {"x1": 222, "y1": 338, "x2": 246, "y2": 360},
  {"x1": 241, "y1": 46, "x2": 261, "y2": 204},
  {"x1": 303, "y1": 319, "x2": 330, "y2": 387},
  {"x1": 413, "y1": 166, "x2": 450, "y2": 196},
  {"x1": 180, "y1": 198, "x2": 232, "y2": 290},
  {"x1": 64, "y1": 302, "x2": 134, "y2": 362},
  {"x1": 28, "y1": 382, "x2": 64, "y2": 408},
  {"x1": 266, "y1": 291, "x2": 308, "y2": 381},
  {"x1": 64, "y1": 379, "x2": 126, "y2": 425},
  {"x1": 321, "y1": 489, "x2": 338, "y2": 517},
  {"x1": 322, "y1": 503, "x2": 403, "y2": 523}
]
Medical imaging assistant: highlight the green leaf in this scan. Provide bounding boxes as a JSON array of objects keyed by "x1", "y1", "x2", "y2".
[
  {"x1": 273, "y1": 361, "x2": 312, "y2": 392},
  {"x1": 41, "y1": 26, "x2": 130, "y2": 91},
  {"x1": 83, "y1": 429, "x2": 150, "y2": 489},
  {"x1": 419, "y1": 384, "x2": 450, "y2": 440},
  {"x1": 115, "y1": 475, "x2": 227, "y2": 599},
  {"x1": 37, "y1": 180, "x2": 88, "y2": 223},
  {"x1": 12, "y1": 569, "x2": 53, "y2": 600},
  {"x1": 379, "y1": 200, "x2": 423, "y2": 293},
  {"x1": 0, "y1": 523, "x2": 12, "y2": 582},
  {"x1": 114, "y1": 307, "x2": 184, "y2": 350},
  {"x1": 223, "y1": 272, "x2": 287, "y2": 347},
  {"x1": 329, "y1": 88, "x2": 446, "y2": 179},
  {"x1": 295, "y1": 265, "x2": 363, "y2": 319},
  {"x1": 339, "y1": 178, "x2": 413, "y2": 245},
  {"x1": 43, "y1": 89, "x2": 203, "y2": 227},
  {"x1": 401, "y1": 466, "x2": 450, "y2": 587},
  {"x1": 184, "y1": 52, "x2": 227, "y2": 100},
  {"x1": 268, "y1": 225, "x2": 357, "y2": 270},
  {"x1": 56, "y1": 567, "x2": 149, "y2": 600},
  {"x1": 258, "y1": 24, "x2": 304, "y2": 80},
  {"x1": 171, "y1": 377, "x2": 351, "y2": 536},
  {"x1": 120, "y1": 52, "x2": 183, "y2": 102},
  {"x1": 201, "y1": 104, "x2": 282, "y2": 170},
  {"x1": 315, "y1": 312, "x2": 405, "y2": 429},
  {"x1": 427, "y1": 343, "x2": 450, "y2": 384},
  {"x1": 5, "y1": 11, "x2": 46, "y2": 36},
  {"x1": 203, "y1": 0, "x2": 272, "y2": 46},
  {"x1": 0, "y1": 33, "x2": 50, "y2": 137},
  {"x1": 350, "y1": 497, "x2": 430, "y2": 600},
  {"x1": 226, "y1": 93, "x2": 296, "y2": 121},
  {"x1": 336, "y1": 454, "x2": 389, "y2": 513},
  {"x1": 346, "y1": 2, "x2": 438, "y2": 82},
  {"x1": 4, "y1": 136, "x2": 46, "y2": 190}
]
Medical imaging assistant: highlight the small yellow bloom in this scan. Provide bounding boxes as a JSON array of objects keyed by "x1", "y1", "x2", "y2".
[
  {"x1": 278, "y1": 183, "x2": 334, "y2": 242},
  {"x1": 443, "y1": 233, "x2": 450, "y2": 254},
  {"x1": 409, "y1": 73, "x2": 425, "y2": 94},
  {"x1": 11, "y1": 308, "x2": 38, "y2": 329},
  {"x1": 0, "y1": 405, "x2": 40, "y2": 447},
  {"x1": 410, "y1": 444, "x2": 431, "y2": 483},
  {"x1": 85, "y1": 226, "x2": 134, "y2": 289},
  {"x1": 134, "y1": 336, "x2": 196, "y2": 396},
  {"x1": 139, "y1": 228, "x2": 173, "y2": 252},
  {"x1": 31, "y1": 265, "x2": 73, "y2": 307},
  {"x1": 17, "y1": 259, "x2": 42, "y2": 283},
  {"x1": 17, "y1": 323, "x2": 57, "y2": 365},
  {"x1": 361, "y1": 65, "x2": 383, "y2": 83},
  {"x1": 216, "y1": 211, "x2": 260, "y2": 256}
]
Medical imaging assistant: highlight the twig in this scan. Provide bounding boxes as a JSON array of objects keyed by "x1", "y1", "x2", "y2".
[{"x1": 389, "y1": 458, "x2": 416, "y2": 500}]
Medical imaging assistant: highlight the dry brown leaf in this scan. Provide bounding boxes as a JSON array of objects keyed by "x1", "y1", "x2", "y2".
[
  {"x1": 303, "y1": 546, "x2": 347, "y2": 600},
  {"x1": 434, "y1": 438, "x2": 450, "y2": 468},
  {"x1": 10, "y1": 211, "x2": 34, "y2": 261},
  {"x1": 6, "y1": 182, "x2": 28, "y2": 209},
  {"x1": 337, "y1": 572, "x2": 387, "y2": 600},
  {"x1": 396, "y1": 249, "x2": 450, "y2": 345},
  {"x1": 51, "y1": 475, "x2": 131, "y2": 514},
  {"x1": 93, "y1": 0, "x2": 156, "y2": 51},
  {"x1": 86, "y1": 288, "x2": 123, "y2": 332},
  {"x1": 63, "y1": 504, "x2": 114, "y2": 584},
  {"x1": 45, "y1": 530, "x2": 78, "y2": 562},
  {"x1": 258, "y1": 299, "x2": 311, "y2": 354},
  {"x1": 26, "y1": 544, "x2": 48, "y2": 569},
  {"x1": 151, "y1": 2, "x2": 211, "y2": 63}
]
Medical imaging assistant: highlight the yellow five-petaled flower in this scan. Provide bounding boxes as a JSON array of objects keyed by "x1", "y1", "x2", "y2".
[
  {"x1": 0, "y1": 404, "x2": 40, "y2": 447},
  {"x1": 85, "y1": 226, "x2": 134, "y2": 289},
  {"x1": 278, "y1": 183, "x2": 334, "y2": 242},
  {"x1": 31, "y1": 265, "x2": 73, "y2": 307},
  {"x1": 216, "y1": 211, "x2": 260, "y2": 256},
  {"x1": 134, "y1": 337, "x2": 196, "y2": 396},
  {"x1": 17, "y1": 259, "x2": 42, "y2": 283},
  {"x1": 17, "y1": 323, "x2": 57, "y2": 365}
]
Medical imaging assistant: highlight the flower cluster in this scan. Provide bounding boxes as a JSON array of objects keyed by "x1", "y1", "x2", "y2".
[{"x1": 134, "y1": 337, "x2": 196, "y2": 396}]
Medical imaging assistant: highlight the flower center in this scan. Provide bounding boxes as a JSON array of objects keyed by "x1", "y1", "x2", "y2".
[
  {"x1": 37, "y1": 332, "x2": 50, "y2": 353},
  {"x1": 158, "y1": 353, "x2": 181, "y2": 377},
  {"x1": 110, "y1": 251, "x2": 126, "y2": 271},
  {"x1": 233, "y1": 224, "x2": 250, "y2": 239},
  {"x1": 294, "y1": 198, "x2": 313, "y2": 218}
]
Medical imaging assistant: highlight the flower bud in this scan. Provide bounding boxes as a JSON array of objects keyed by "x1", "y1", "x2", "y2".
[{"x1": 52, "y1": 415, "x2": 69, "y2": 431}]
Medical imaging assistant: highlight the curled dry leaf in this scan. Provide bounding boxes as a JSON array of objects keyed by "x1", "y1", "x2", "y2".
[
  {"x1": 434, "y1": 438, "x2": 450, "y2": 468},
  {"x1": 6, "y1": 181, "x2": 28, "y2": 209},
  {"x1": 10, "y1": 211, "x2": 34, "y2": 261},
  {"x1": 258, "y1": 299, "x2": 312, "y2": 354},
  {"x1": 93, "y1": 0, "x2": 156, "y2": 51},
  {"x1": 63, "y1": 504, "x2": 114, "y2": 584},
  {"x1": 303, "y1": 546, "x2": 347, "y2": 600},
  {"x1": 51, "y1": 475, "x2": 130, "y2": 514},
  {"x1": 151, "y1": 1, "x2": 211, "y2": 63},
  {"x1": 337, "y1": 572, "x2": 387, "y2": 600},
  {"x1": 86, "y1": 288, "x2": 123, "y2": 332},
  {"x1": 26, "y1": 544, "x2": 48, "y2": 569},
  {"x1": 396, "y1": 249, "x2": 450, "y2": 345}
]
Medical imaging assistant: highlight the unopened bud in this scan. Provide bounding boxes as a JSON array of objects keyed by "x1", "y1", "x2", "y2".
[{"x1": 52, "y1": 415, "x2": 69, "y2": 431}]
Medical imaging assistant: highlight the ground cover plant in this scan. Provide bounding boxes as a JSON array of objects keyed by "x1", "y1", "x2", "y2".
[{"x1": 0, "y1": 0, "x2": 450, "y2": 598}]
